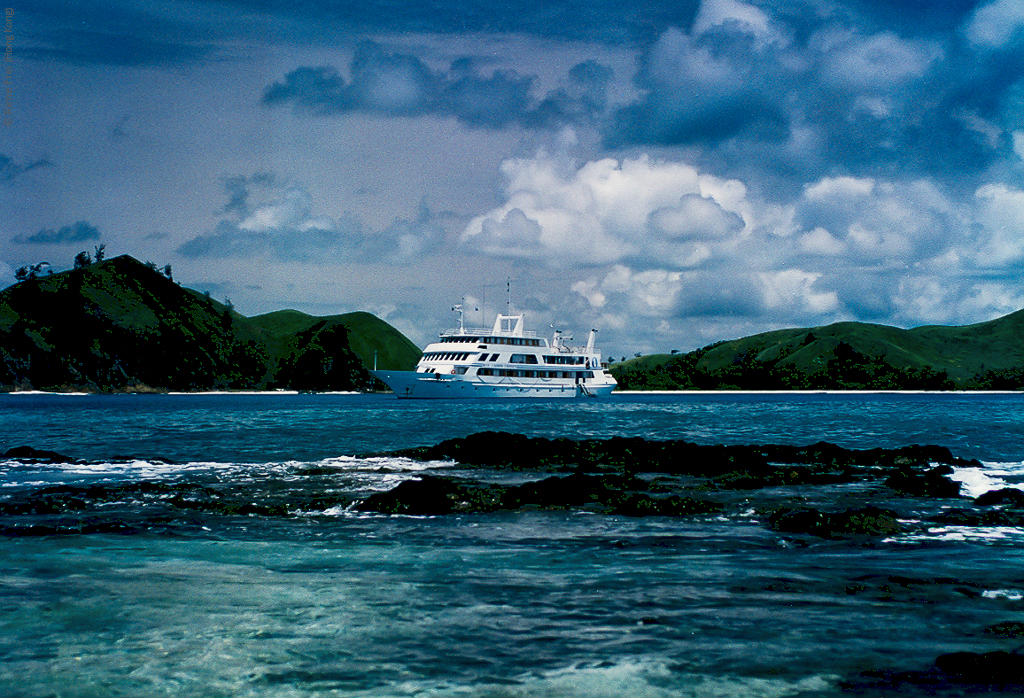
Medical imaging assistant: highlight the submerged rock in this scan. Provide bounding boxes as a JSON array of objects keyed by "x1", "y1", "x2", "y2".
[
  {"x1": 930, "y1": 508, "x2": 1024, "y2": 527},
  {"x1": 1, "y1": 446, "x2": 75, "y2": 463},
  {"x1": 985, "y1": 621, "x2": 1024, "y2": 638}
]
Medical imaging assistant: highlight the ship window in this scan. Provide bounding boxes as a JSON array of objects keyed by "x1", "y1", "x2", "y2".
[
  {"x1": 543, "y1": 355, "x2": 584, "y2": 365},
  {"x1": 509, "y1": 354, "x2": 538, "y2": 364}
]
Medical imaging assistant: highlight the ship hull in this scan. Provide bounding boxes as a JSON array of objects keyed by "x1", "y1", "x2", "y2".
[{"x1": 372, "y1": 370, "x2": 615, "y2": 399}]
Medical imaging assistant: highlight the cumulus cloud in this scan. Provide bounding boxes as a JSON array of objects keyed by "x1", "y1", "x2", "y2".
[
  {"x1": 605, "y1": 6, "x2": 1017, "y2": 193},
  {"x1": 15, "y1": 221, "x2": 101, "y2": 245},
  {"x1": 263, "y1": 41, "x2": 612, "y2": 130},
  {"x1": 793, "y1": 177, "x2": 963, "y2": 264},
  {"x1": 462, "y1": 140, "x2": 1024, "y2": 341},
  {"x1": 177, "y1": 175, "x2": 444, "y2": 263},
  {"x1": 461, "y1": 153, "x2": 750, "y2": 267},
  {"x1": 965, "y1": 0, "x2": 1024, "y2": 48},
  {"x1": 972, "y1": 184, "x2": 1024, "y2": 267}
]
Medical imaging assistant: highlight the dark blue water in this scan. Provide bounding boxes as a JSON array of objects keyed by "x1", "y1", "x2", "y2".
[{"x1": 3, "y1": 392, "x2": 1024, "y2": 697}]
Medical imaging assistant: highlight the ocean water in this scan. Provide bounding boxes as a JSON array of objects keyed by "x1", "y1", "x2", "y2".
[{"x1": 3, "y1": 391, "x2": 1024, "y2": 697}]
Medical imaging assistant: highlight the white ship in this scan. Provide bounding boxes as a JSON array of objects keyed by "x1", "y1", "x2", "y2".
[{"x1": 373, "y1": 305, "x2": 617, "y2": 399}]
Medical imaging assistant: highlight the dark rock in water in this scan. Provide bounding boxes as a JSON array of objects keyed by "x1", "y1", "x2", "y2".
[
  {"x1": 976, "y1": 488, "x2": 1024, "y2": 508},
  {"x1": 499, "y1": 472, "x2": 645, "y2": 510},
  {"x1": 355, "y1": 472, "x2": 722, "y2": 518},
  {"x1": 934, "y1": 650, "x2": 1024, "y2": 686},
  {"x1": 385, "y1": 433, "x2": 975, "y2": 483},
  {"x1": 355, "y1": 476, "x2": 503, "y2": 515},
  {"x1": 2, "y1": 446, "x2": 75, "y2": 463},
  {"x1": 767, "y1": 505, "x2": 901, "y2": 538},
  {"x1": 885, "y1": 465, "x2": 962, "y2": 498},
  {"x1": 849, "y1": 649, "x2": 1024, "y2": 692},
  {"x1": 985, "y1": 621, "x2": 1024, "y2": 638}
]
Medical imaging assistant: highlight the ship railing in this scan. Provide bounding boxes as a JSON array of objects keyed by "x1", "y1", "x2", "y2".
[{"x1": 440, "y1": 327, "x2": 539, "y2": 338}]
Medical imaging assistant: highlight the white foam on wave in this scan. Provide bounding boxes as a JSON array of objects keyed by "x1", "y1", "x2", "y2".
[
  {"x1": 312, "y1": 455, "x2": 452, "y2": 472},
  {"x1": 983, "y1": 588, "x2": 1024, "y2": 601},
  {"x1": 373, "y1": 660, "x2": 837, "y2": 698},
  {"x1": 951, "y1": 460, "x2": 1024, "y2": 499},
  {"x1": 904, "y1": 525, "x2": 1024, "y2": 543}
]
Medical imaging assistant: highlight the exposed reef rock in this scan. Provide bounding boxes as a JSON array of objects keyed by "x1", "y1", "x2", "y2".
[
  {"x1": 885, "y1": 464, "x2": 963, "y2": 498},
  {"x1": 379, "y1": 431, "x2": 973, "y2": 503},
  {"x1": 767, "y1": 505, "x2": 902, "y2": 538},
  {"x1": 975, "y1": 488, "x2": 1024, "y2": 508},
  {"x1": 387, "y1": 431, "x2": 976, "y2": 475},
  {"x1": 353, "y1": 473, "x2": 723, "y2": 517}
]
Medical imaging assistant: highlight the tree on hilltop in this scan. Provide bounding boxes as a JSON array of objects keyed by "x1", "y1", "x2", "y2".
[{"x1": 14, "y1": 261, "x2": 51, "y2": 281}]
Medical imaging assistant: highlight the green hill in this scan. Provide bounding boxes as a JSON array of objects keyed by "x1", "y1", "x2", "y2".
[
  {"x1": 611, "y1": 311, "x2": 1024, "y2": 391},
  {"x1": 0, "y1": 255, "x2": 420, "y2": 392}
]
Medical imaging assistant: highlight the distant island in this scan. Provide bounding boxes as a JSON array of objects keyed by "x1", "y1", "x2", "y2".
[
  {"x1": 0, "y1": 255, "x2": 420, "y2": 393},
  {"x1": 611, "y1": 311, "x2": 1024, "y2": 391}
]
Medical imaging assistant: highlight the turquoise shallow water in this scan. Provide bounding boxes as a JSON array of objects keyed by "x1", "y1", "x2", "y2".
[{"x1": 3, "y1": 392, "x2": 1024, "y2": 696}]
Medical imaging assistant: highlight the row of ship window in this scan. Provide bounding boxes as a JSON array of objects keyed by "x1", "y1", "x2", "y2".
[
  {"x1": 422, "y1": 352, "x2": 475, "y2": 362},
  {"x1": 476, "y1": 369, "x2": 596, "y2": 379},
  {"x1": 422, "y1": 351, "x2": 586, "y2": 365},
  {"x1": 439, "y1": 336, "x2": 542, "y2": 346}
]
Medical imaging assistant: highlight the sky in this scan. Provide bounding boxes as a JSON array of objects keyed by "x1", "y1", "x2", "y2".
[{"x1": 4, "y1": 0, "x2": 1024, "y2": 358}]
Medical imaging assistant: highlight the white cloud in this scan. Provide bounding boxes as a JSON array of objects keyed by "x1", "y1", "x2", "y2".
[
  {"x1": 965, "y1": 0, "x2": 1024, "y2": 48},
  {"x1": 573, "y1": 265, "x2": 683, "y2": 318},
  {"x1": 973, "y1": 183, "x2": 1024, "y2": 266},
  {"x1": 759, "y1": 269, "x2": 840, "y2": 315},
  {"x1": 796, "y1": 176, "x2": 961, "y2": 264},
  {"x1": 692, "y1": 0, "x2": 780, "y2": 48},
  {"x1": 893, "y1": 276, "x2": 1024, "y2": 325},
  {"x1": 461, "y1": 152, "x2": 751, "y2": 266},
  {"x1": 804, "y1": 176, "x2": 875, "y2": 202},
  {"x1": 239, "y1": 186, "x2": 321, "y2": 232},
  {"x1": 798, "y1": 227, "x2": 845, "y2": 256},
  {"x1": 178, "y1": 177, "x2": 445, "y2": 264},
  {"x1": 817, "y1": 30, "x2": 942, "y2": 90}
]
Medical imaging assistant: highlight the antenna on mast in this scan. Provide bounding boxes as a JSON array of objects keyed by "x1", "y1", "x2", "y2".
[
  {"x1": 452, "y1": 300, "x2": 466, "y2": 334},
  {"x1": 506, "y1": 277, "x2": 511, "y2": 316}
]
